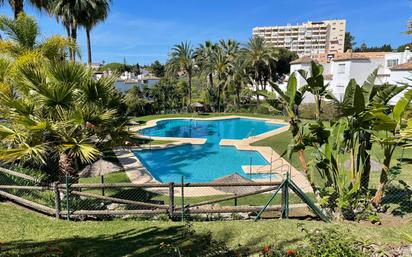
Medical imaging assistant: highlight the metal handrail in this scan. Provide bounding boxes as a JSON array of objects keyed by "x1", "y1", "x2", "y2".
[
  {"x1": 249, "y1": 157, "x2": 291, "y2": 182},
  {"x1": 253, "y1": 156, "x2": 284, "y2": 174}
]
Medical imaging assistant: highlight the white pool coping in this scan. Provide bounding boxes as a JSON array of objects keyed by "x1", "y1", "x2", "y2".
[{"x1": 113, "y1": 115, "x2": 313, "y2": 195}]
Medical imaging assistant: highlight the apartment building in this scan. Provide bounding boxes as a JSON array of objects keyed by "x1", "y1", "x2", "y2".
[
  {"x1": 252, "y1": 20, "x2": 346, "y2": 56},
  {"x1": 287, "y1": 48, "x2": 412, "y2": 105}
]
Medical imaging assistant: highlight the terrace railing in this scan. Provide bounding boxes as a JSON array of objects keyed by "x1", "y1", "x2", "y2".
[{"x1": 0, "y1": 166, "x2": 329, "y2": 222}]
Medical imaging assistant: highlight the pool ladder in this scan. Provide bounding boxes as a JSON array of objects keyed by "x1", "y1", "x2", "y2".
[{"x1": 249, "y1": 150, "x2": 291, "y2": 182}]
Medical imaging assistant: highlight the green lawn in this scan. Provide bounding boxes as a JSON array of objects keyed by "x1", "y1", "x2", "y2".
[
  {"x1": 251, "y1": 130, "x2": 412, "y2": 183},
  {"x1": 0, "y1": 202, "x2": 410, "y2": 257},
  {"x1": 78, "y1": 171, "x2": 313, "y2": 208}
]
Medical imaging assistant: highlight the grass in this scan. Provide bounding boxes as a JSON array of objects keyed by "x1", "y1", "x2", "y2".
[
  {"x1": 79, "y1": 171, "x2": 130, "y2": 196},
  {"x1": 78, "y1": 171, "x2": 313, "y2": 207},
  {"x1": 152, "y1": 192, "x2": 315, "y2": 207},
  {"x1": 251, "y1": 130, "x2": 412, "y2": 185},
  {"x1": 0, "y1": 202, "x2": 410, "y2": 257}
]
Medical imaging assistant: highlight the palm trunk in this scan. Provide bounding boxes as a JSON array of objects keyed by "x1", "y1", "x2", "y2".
[
  {"x1": 187, "y1": 71, "x2": 192, "y2": 107},
  {"x1": 86, "y1": 28, "x2": 92, "y2": 65},
  {"x1": 65, "y1": 24, "x2": 73, "y2": 60},
  {"x1": 70, "y1": 20, "x2": 78, "y2": 61},
  {"x1": 188, "y1": 72, "x2": 192, "y2": 105},
  {"x1": 208, "y1": 73, "x2": 214, "y2": 89},
  {"x1": 236, "y1": 85, "x2": 241, "y2": 110},
  {"x1": 13, "y1": 0, "x2": 24, "y2": 19},
  {"x1": 217, "y1": 84, "x2": 222, "y2": 113},
  {"x1": 256, "y1": 80, "x2": 261, "y2": 106},
  {"x1": 59, "y1": 153, "x2": 75, "y2": 176}
]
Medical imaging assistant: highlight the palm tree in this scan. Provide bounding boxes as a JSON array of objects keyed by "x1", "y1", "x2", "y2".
[
  {"x1": 0, "y1": 60, "x2": 131, "y2": 177},
  {"x1": 219, "y1": 39, "x2": 240, "y2": 60},
  {"x1": 0, "y1": 0, "x2": 48, "y2": 19},
  {"x1": 0, "y1": 13, "x2": 76, "y2": 61},
  {"x1": 229, "y1": 56, "x2": 248, "y2": 109},
  {"x1": 195, "y1": 41, "x2": 217, "y2": 106},
  {"x1": 211, "y1": 47, "x2": 231, "y2": 112},
  {"x1": 167, "y1": 41, "x2": 195, "y2": 107},
  {"x1": 48, "y1": 0, "x2": 91, "y2": 61},
  {"x1": 242, "y1": 36, "x2": 276, "y2": 105},
  {"x1": 78, "y1": 0, "x2": 110, "y2": 65}
]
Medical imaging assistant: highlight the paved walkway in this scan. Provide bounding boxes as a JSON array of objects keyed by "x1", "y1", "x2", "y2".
[{"x1": 114, "y1": 115, "x2": 313, "y2": 195}]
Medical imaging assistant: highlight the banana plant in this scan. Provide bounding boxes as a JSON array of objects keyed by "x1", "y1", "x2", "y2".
[
  {"x1": 371, "y1": 88, "x2": 412, "y2": 205},
  {"x1": 298, "y1": 61, "x2": 338, "y2": 120},
  {"x1": 260, "y1": 73, "x2": 308, "y2": 173}
]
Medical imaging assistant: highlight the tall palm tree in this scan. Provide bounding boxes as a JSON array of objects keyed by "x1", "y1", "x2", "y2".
[
  {"x1": 78, "y1": 0, "x2": 110, "y2": 65},
  {"x1": 242, "y1": 36, "x2": 276, "y2": 105},
  {"x1": 48, "y1": 0, "x2": 90, "y2": 61},
  {"x1": 167, "y1": 41, "x2": 195, "y2": 106},
  {"x1": 219, "y1": 39, "x2": 239, "y2": 61},
  {"x1": 229, "y1": 56, "x2": 248, "y2": 109},
  {"x1": 195, "y1": 41, "x2": 217, "y2": 105},
  {"x1": 0, "y1": 0, "x2": 48, "y2": 19},
  {"x1": 211, "y1": 47, "x2": 231, "y2": 112}
]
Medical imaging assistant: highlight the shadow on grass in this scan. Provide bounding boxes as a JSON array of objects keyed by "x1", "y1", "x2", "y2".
[{"x1": 0, "y1": 225, "x2": 257, "y2": 257}]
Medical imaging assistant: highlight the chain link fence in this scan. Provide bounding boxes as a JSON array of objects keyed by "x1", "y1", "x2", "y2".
[
  {"x1": 1, "y1": 161, "x2": 410, "y2": 222},
  {"x1": 0, "y1": 164, "x2": 327, "y2": 221}
]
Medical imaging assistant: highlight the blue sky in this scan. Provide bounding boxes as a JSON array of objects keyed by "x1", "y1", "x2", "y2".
[{"x1": 1, "y1": 0, "x2": 411, "y2": 65}]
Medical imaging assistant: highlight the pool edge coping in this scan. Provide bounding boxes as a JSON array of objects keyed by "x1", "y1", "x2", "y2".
[{"x1": 114, "y1": 115, "x2": 313, "y2": 193}]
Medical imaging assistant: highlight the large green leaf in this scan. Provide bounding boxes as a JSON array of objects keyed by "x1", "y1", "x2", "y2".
[
  {"x1": 373, "y1": 84, "x2": 407, "y2": 105},
  {"x1": 286, "y1": 74, "x2": 297, "y2": 107},
  {"x1": 342, "y1": 79, "x2": 365, "y2": 115},
  {"x1": 393, "y1": 89, "x2": 412, "y2": 123},
  {"x1": 310, "y1": 61, "x2": 323, "y2": 77},
  {"x1": 361, "y1": 69, "x2": 377, "y2": 105}
]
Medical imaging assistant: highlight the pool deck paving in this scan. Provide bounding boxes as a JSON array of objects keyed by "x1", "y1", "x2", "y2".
[{"x1": 114, "y1": 115, "x2": 313, "y2": 196}]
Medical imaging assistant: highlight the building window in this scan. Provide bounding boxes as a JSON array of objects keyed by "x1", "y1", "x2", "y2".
[
  {"x1": 387, "y1": 59, "x2": 399, "y2": 68},
  {"x1": 337, "y1": 63, "x2": 346, "y2": 74}
]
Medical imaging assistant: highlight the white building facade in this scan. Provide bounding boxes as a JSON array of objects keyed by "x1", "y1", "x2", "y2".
[
  {"x1": 253, "y1": 20, "x2": 346, "y2": 57},
  {"x1": 288, "y1": 48, "x2": 412, "y2": 104}
]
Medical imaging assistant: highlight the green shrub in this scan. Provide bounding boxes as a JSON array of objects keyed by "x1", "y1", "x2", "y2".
[
  {"x1": 299, "y1": 102, "x2": 341, "y2": 120},
  {"x1": 259, "y1": 225, "x2": 372, "y2": 257}
]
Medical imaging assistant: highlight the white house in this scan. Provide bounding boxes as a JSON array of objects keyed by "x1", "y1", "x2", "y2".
[{"x1": 287, "y1": 48, "x2": 412, "y2": 104}]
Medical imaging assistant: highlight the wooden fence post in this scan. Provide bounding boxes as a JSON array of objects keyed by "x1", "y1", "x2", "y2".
[
  {"x1": 101, "y1": 175, "x2": 105, "y2": 196},
  {"x1": 53, "y1": 182, "x2": 61, "y2": 219},
  {"x1": 65, "y1": 175, "x2": 71, "y2": 221},
  {"x1": 168, "y1": 182, "x2": 174, "y2": 218}
]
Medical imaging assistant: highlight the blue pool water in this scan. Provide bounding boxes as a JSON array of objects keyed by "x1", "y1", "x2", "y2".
[{"x1": 135, "y1": 118, "x2": 284, "y2": 183}]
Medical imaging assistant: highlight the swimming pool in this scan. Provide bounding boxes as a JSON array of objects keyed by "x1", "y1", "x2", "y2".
[{"x1": 135, "y1": 118, "x2": 285, "y2": 183}]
